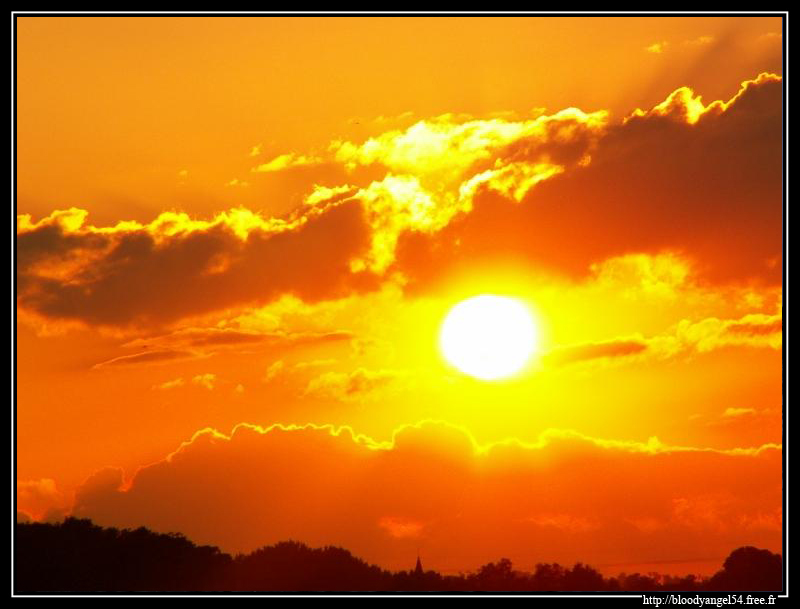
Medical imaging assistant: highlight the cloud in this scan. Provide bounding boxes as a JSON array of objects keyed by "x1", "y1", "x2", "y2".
[
  {"x1": 332, "y1": 109, "x2": 606, "y2": 272},
  {"x1": 293, "y1": 359, "x2": 337, "y2": 371},
  {"x1": 664, "y1": 311, "x2": 783, "y2": 355},
  {"x1": 69, "y1": 420, "x2": 781, "y2": 573},
  {"x1": 304, "y1": 184, "x2": 358, "y2": 206},
  {"x1": 724, "y1": 316, "x2": 782, "y2": 338},
  {"x1": 252, "y1": 153, "x2": 323, "y2": 173},
  {"x1": 393, "y1": 73, "x2": 782, "y2": 288},
  {"x1": 124, "y1": 327, "x2": 354, "y2": 351},
  {"x1": 723, "y1": 407, "x2": 756, "y2": 418},
  {"x1": 93, "y1": 349, "x2": 198, "y2": 368},
  {"x1": 544, "y1": 338, "x2": 649, "y2": 366},
  {"x1": 260, "y1": 358, "x2": 339, "y2": 386},
  {"x1": 18, "y1": 478, "x2": 59, "y2": 504},
  {"x1": 646, "y1": 41, "x2": 668, "y2": 54},
  {"x1": 304, "y1": 368, "x2": 402, "y2": 401},
  {"x1": 525, "y1": 513, "x2": 599, "y2": 533},
  {"x1": 684, "y1": 35, "x2": 714, "y2": 46},
  {"x1": 689, "y1": 407, "x2": 776, "y2": 431},
  {"x1": 264, "y1": 360, "x2": 284, "y2": 383},
  {"x1": 629, "y1": 72, "x2": 779, "y2": 125},
  {"x1": 18, "y1": 200, "x2": 375, "y2": 329},
  {"x1": 17, "y1": 73, "x2": 782, "y2": 330},
  {"x1": 331, "y1": 109, "x2": 607, "y2": 185},
  {"x1": 74, "y1": 467, "x2": 126, "y2": 510},
  {"x1": 17, "y1": 478, "x2": 68, "y2": 519},
  {"x1": 191, "y1": 373, "x2": 216, "y2": 390},
  {"x1": 645, "y1": 37, "x2": 712, "y2": 54},
  {"x1": 378, "y1": 516, "x2": 425, "y2": 539},
  {"x1": 544, "y1": 309, "x2": 781, "y2": 369},
  {"x1": 96, "y1": 328, "x2": 355, "y2": 371},
  {"x1": 152, "y1": 377, "x2": 185, "y2": 391},
  {"x1": 758, "y1": 32, "x2": 781, "y2": 42},
  {"x1": 590, "y1": 252, "x2": 693, "y2": 298},
  {"x1": 125, "y1": 328, "x2": 270, "y2": 349},
  {"x1": 93, "y1": 326, "x2": 349, "y2": 368},
  {"x1": 352, "y1": 174, "x2": 467, "y2": 273},
  {"x1": 16, "y1": 209, "x2": 108, "y2": 277}
]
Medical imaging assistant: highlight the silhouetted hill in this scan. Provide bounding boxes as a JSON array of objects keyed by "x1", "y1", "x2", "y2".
[{"x1": 13, "y1": 518, "x2": 783, "y2": 593}]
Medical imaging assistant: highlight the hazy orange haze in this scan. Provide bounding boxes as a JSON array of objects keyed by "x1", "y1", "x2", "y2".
[{"x1": 16, "y1": 15, "x2": 783, "y2": 576}]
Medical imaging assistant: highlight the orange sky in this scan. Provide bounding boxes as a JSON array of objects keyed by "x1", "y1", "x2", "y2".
[{"x1": 15, "y1": 15, "x2": 784, "y2": 577}]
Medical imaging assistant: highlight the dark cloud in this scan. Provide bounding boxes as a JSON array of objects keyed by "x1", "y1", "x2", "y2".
[
  {"x1": 17, "y1": 201, "x2": 377, "y2": 328},
  {"x1": 395, "y1": 75, "x2": 782, "y2": 289},
  {"x1": 17, "y1": 222, "x2": 108, "y2": 276}
]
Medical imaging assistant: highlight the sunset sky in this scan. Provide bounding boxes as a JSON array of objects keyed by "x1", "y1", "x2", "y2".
[{"x1": 15, "y1": 15, "x2": 784, "y2": 577}]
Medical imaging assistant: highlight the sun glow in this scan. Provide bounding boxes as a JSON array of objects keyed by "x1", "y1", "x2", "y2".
[{"x1": 440, "y1": 295, "x2": 538, "y2": 381}]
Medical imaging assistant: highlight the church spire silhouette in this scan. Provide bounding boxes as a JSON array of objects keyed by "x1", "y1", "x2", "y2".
[{"x1": 414, "y1": 553, "x2": 423, "y2": 575}]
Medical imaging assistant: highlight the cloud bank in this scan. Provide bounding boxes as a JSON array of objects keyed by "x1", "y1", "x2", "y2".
[
  {"x1": 17, "y1": 73, "x2": 782, "y2": 330},
  {"x1": 70, "y1": 420, "x2": 781, "y2": 573}
]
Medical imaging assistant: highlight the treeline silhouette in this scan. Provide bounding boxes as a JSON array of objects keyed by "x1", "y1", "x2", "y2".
[{"x1": 14, "y1": 518, "x2": 783, "y2": 593}]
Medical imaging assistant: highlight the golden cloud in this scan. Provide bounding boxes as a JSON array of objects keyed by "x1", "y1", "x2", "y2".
[
  {"x1": 304, "y1": 368, "x2": 403, "y2": 401},
  {"x1": 545, "y1": 309, "x2": 781, "y2": 368},
  {"x1": 252, "y1": 153, "x2": 324, "y2": 173}
]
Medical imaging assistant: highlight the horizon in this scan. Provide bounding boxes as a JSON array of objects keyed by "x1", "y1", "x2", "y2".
[
  {"x1": 15, "y1": 517, "x2": 784, "y2": 592},
  {"x1": 15, "y1": 513, "x2": 737, "y2": 579}
]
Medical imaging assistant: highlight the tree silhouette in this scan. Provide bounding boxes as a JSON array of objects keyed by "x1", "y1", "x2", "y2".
[
  {"x1": 13, "y1": 519, "x2": 783, "y2": 593},
  {"x1": 532, "y1": 562, "x2": 567, "y2": 591},
  {"x1": 705, "y1": 546, "x2": 782, "y2": 591},
  {"x1": 563, "y1": 562, "x2": 605, "y2": 591}
]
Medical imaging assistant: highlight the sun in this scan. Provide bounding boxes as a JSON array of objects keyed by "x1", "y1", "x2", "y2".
[{"x1": 439, "y1": 295, "x2": 539, "y2": 381}]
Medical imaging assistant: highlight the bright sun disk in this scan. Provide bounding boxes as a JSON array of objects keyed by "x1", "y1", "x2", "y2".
[{"x1": 440, "y1": 294, "x2": 538, "y2": 381}]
